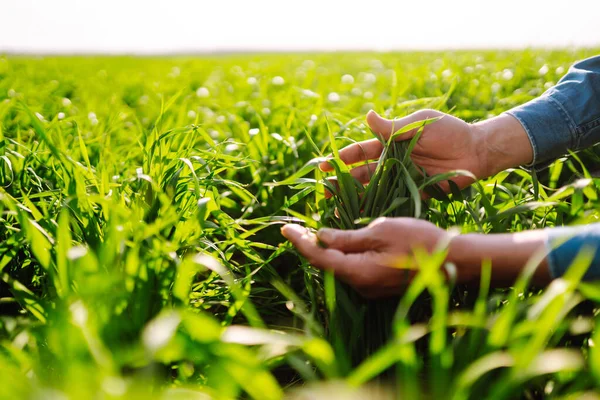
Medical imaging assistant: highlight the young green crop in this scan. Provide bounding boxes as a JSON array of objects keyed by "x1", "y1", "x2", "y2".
[
  {"x1": 318, "y1": 118, "x2": 436, "y2": 371},
  {"x1": 1, "y1": 50, "x2": 600, "y2": 399}
]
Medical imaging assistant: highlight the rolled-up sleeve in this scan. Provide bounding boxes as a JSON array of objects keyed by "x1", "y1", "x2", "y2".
[
  {"x1": 505, "y1": 56, "x2": 600, "y2": 167},
  {"x1": 546, "y1": 224, "x2": 600, "y2": 281}
]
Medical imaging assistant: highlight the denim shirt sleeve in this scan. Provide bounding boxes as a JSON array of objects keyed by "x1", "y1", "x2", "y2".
[
  {"x1": 505, "y1": 55, "x2": 600, "y2": 167},
  {"x1": 546, "y1": 223, "x2": 600, "y2": 280}
]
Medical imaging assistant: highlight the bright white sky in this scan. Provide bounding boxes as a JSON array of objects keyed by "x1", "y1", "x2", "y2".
[{"x1": 1, "y1": 0, "x2": 599, "y2": 53}]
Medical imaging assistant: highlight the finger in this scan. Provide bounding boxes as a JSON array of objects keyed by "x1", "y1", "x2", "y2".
[
  {"x1": 366, "y1": 109, "x2": 432, "y2": 141},
  {"x1": 350, "y1": 162, "x2": 378, "y2": 184},
  {"x1": 319, "y1": 139, "x2": 383, "y2": 172},
  {"x1": 317, "y1": 226, "x2": 380, "y2": 253},
  {"x1": 281, "y1": 224, "x2": 358, "y2": 280}
]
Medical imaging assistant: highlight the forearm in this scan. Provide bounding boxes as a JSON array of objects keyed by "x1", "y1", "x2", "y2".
[{"x1": 449, "y1": 230, "x2": 551, "y2": 286}]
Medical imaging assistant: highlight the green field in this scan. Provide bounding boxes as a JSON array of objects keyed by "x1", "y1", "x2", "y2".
[{"x1": 1, "y1": 49, "x2": 600, "y2": 399}]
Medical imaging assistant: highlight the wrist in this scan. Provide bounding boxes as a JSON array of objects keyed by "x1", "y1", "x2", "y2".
[{"x1": 472, "y1": 113, "x2": 534, "y2": 178}]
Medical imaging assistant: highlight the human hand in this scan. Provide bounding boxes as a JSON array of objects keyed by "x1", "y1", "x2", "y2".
[
  {"x1": 321, "y1": 109, "x2": 533, "y2": 193},
  {"x1": 280, "y1": 217, "x2": 451, "y2": 298}
]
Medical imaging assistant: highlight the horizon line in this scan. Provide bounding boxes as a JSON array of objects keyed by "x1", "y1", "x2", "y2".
[{"x1": 2, "y1": 44, "x2": 599, "y2": 57}]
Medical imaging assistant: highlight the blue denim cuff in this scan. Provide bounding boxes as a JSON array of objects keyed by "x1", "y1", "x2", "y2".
[
  {"x1": 505, "y1": 56, "x2": 600, "y2": 169},
  {"x1": 546, "y1": 224, "x2": 600, "y2": 281},
  {"x1": 505, "y1": 93, "x2": 576, "y2": 168}
]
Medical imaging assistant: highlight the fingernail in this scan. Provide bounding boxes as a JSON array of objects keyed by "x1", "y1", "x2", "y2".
[
  {"x1": 317, "y1": 228, "x2": 335, "y2": 243},
  {"x1": 281, "y1": 224, "x2": 296, "y2": 238},
  {"x1": 281, "y1": 224, "x2": 305, "y2": 238}
]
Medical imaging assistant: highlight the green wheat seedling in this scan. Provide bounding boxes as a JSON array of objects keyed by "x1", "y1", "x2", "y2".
[
  {"x1": 270, "y1": 116, "x2": 472, "y2": 374},
  {"x1": 319, "y1": 117, "x2": 440, "y2": 372},
  {"x1": 321, "y1": 118, "x2": 440, "y2": 227}
]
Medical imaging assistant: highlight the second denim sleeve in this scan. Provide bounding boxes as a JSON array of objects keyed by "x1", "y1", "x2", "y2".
[
  {"x1": 546, "y1": 223, "x2": 600, "y2": 281},
  {"x1": 505, "y1": 56, "x2": 600, "y2": 167}
]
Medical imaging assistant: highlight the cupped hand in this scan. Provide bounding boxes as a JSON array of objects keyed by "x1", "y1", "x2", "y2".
[
  {"x1": 321, "y1": 109, "x2": 488, "y2": 193},
  {"x1": 281, "y1": 217, "x2": 450, "y2": 298}
]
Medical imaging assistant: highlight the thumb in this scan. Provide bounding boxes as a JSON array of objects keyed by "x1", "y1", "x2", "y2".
[
  {"x1": 317, "y1": 227, "x2": 375, "y2": 253},
  {"x1": 366, "y1": 109, "x2": 436, "y2": 141}
]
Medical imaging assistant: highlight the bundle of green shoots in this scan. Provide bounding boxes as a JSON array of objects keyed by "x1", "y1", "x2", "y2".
[
  {"x1": 270, "y1": 116, "x2": 466, "y2": 375},
  {"x1": 318, "y1": 118, "x2": 442, "y2": 372},
  {"x1": 320, "y1": 119, "x2": 439, "y2": 228}
]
